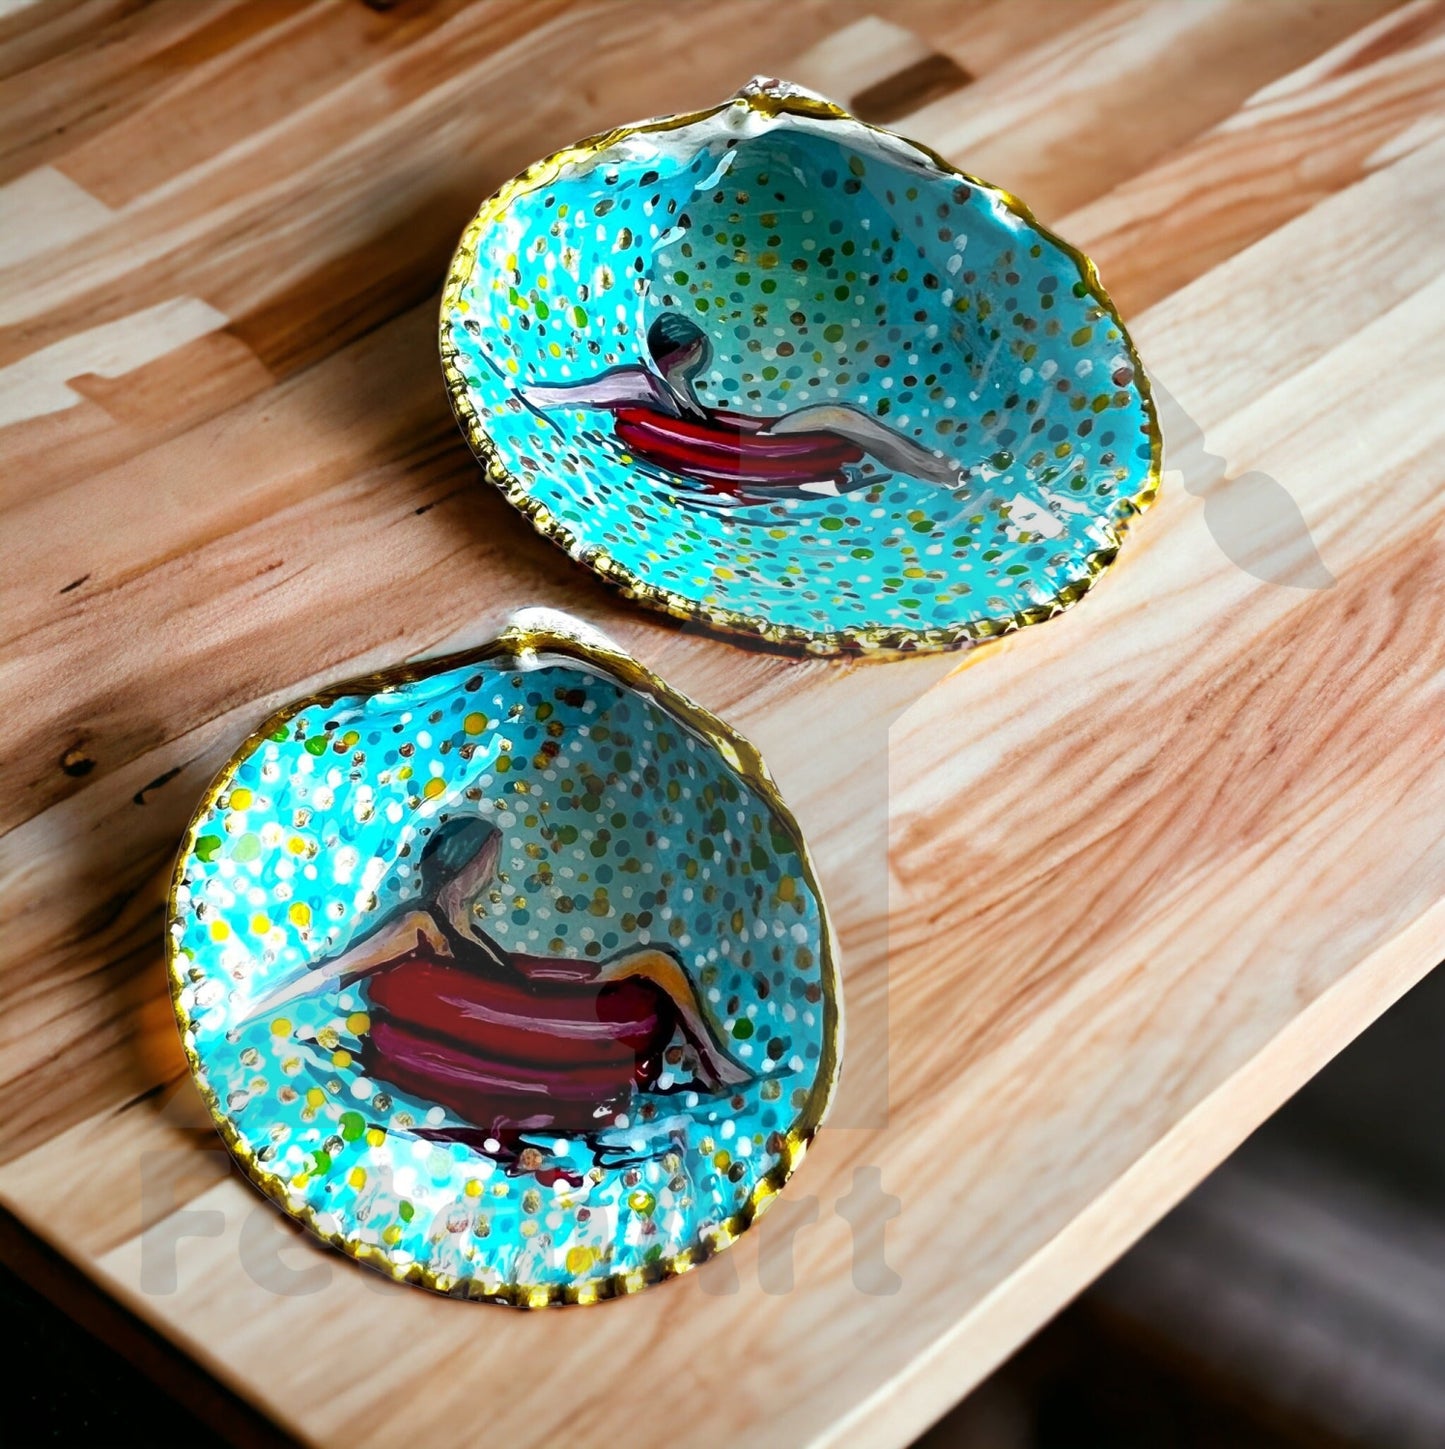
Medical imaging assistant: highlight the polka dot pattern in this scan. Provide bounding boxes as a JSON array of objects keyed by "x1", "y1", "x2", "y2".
[
  {"x1": 168, "y1": 628, "x2": 837, "y2": 1304},
  {"x1": 441, "y1": 88, "x2": 1160, "y2": 654}
]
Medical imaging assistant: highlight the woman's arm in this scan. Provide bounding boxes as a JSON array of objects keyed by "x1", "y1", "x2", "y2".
[
  {"x1": 241, "y1": 909, "x2": 450, "y2": 1021},
  {"x1": 522, "y1": 365, "x2": 680, "y2": 416}
]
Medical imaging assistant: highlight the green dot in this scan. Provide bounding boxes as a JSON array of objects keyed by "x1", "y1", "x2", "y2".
[
  {"x1": 232, "y1": 833, "x2": 261, "y2": 863},
  {"x1": 732, "y1": 1019, "x2": 754, "y2": 1040},
  {"x1": 823, "y1": 323, "x2": 844, "y2": 343},
  {"x1": 195, "y1": 834, "x2": 222, "y2": 863},
  {"x1": 339, "y1": 1111, "x2": 365, "y2": 1143}
]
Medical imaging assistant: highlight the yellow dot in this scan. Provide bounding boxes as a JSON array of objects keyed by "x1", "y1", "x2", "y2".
[
  {"x1": 365, "y1": 1127, "x2": 386, "y2": 1148},
  {"x1": 331, "y1": 1050, "x2": 352, "y2": 1069},
  {"x1": 566, "y1": 1245, "x2": 596, "y2": 1275},
  {"x1": 229, "y1": 787, "x2": 253, "y2": 810},
  {"x1": 288, "y1": 902, "x2": 311, "y2": 928},
  {"x1": 209, "y1": 921, "x2": 230, "y2": 942},
  {"x1": 423, "y1": 776, "x2": 447, "y2": 799},
  {"x1": 713, "y1": 1151, "x2": 731, "y2": 1170},
  {"x1": 464, "y1": 1178, "x2": 483, "y2": 1198},
  {"x1": 305, "y1": 1087, "x2": 325, "y2": 1108},
  {"x1": 290, "y1": 1172, "x2": 310, "y2": 1190},
  {"x1": 348, "y1": 1167, "x2": 367, "y2": 1190},
  {"x1": 520, "y1": 1220, "x2": 538, "y2": 1238},
  {"x1": 250, "y1": 914, "x2": 272, "y2": 936},
  {"x1": 270, "y1": 1017, "x2": 291, "y2": 1037},
  {"x1": 346, "y1": 1011, "x2": 370, "y2": 1035},
  {"x1": 287, "y1": 836, "x2": 307, "y2": 855},
  {"x1": 382, "y1": 1224, "x2": 402, "y2": 1245}
]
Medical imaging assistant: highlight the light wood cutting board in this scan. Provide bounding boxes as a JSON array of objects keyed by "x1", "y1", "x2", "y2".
[{"x1": 2, "y1": 2, "x2": 1443, "y2": 1445}]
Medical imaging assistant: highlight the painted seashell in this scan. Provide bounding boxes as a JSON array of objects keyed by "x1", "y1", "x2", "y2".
[
  {"x1": 168, "y1": 614, "x2": 839, "y2": 1305},
  {"x1": 441, "y1": 78, "x2": 1160, "y2": 656}
]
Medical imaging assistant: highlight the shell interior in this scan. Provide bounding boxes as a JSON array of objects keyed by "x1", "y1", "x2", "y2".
[
  {"x1": 442, "y1": 88, "x2": 1158, "y2": 653},
  {"x1": 168, "y1": 626, "x2": 837, "y2": 1303}
]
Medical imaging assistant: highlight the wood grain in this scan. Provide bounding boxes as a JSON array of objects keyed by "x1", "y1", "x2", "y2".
[{"x1": 1, "y1": 3, "x2": 1443, "y2": 1446}]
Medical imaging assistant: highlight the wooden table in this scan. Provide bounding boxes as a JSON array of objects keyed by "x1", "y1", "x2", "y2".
[{"x1": 3, "y1": 2, "x2": 1443, "y2": 1445}]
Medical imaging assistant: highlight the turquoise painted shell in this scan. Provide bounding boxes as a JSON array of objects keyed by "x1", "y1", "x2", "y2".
[
  {"x1": 168, "y1": 620, "x2": 839, "y2": 1304},
  {"x1": 441, "y1": 80, "x2": 1159, "y2": 655}
]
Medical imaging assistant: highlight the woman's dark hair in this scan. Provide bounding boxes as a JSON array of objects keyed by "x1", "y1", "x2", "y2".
[
  {"x1": 646, "y1": 312, "x2": 708, "y2": 372},
  {"x1": 419, "y1": 817, "x2": 497, "y2": 891}
]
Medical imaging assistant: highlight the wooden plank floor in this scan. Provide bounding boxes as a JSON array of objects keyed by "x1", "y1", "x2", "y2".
[{"x1": 2, "y1": 2, "x2": 1443, "y2": 1445}]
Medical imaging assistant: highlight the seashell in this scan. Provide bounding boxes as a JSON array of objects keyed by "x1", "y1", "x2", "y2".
[
  {"x1": 168, "y1": 614, "x2": 839, "y2": 1304},
  {"x1": 441, "y1": 79, "x2": 1160, "y2": 656}
]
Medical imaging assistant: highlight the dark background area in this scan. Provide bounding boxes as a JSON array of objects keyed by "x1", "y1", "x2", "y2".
[
  {"x1": 2, "y1": 1263, "x2": 226, "y2": 1448},
  {"x1": 6, "y1": 963, "x2": 1443, "y2": 1449},
  {"x1": 924, "y1": 960, "x2": 1445, "y2": 1449}
]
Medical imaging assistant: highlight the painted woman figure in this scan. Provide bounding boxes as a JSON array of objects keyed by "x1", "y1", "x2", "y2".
[
  {"x1": 523, "y1": 312, "x2": 975, "y2": 503},
  {"x1": 252, "y1": 818, "x2": 748, "y2": 1138}
]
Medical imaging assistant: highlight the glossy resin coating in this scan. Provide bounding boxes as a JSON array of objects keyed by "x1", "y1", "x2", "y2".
[
  {"x1": 168, "y1": 621, "x2": 839, "y2": 1304},
  {"x1": 441, "y1": 81, "x2": 1160, "y2": 655}
]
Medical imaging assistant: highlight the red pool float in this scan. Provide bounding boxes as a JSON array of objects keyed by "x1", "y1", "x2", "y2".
[{"x1": 613, "y1": 406, "x2": 864, "y2": 490}]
